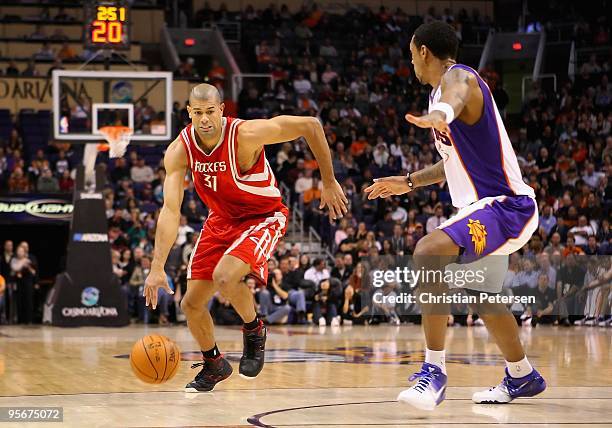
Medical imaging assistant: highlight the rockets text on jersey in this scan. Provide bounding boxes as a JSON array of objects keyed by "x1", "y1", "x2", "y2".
[{"x1": 179, "y1": 117, "x2": 287, "y2": 222}]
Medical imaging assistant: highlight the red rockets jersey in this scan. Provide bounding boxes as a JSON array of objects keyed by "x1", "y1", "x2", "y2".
[{"x1": 179, "y1": 117, "x2": 287, "y2": 221}]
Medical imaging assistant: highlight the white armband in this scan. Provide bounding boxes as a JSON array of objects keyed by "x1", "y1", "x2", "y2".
[{"x1": 430, "y1": 102, "x2": 455, "y2": 124}]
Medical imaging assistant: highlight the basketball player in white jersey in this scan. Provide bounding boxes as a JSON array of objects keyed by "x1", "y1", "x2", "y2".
[{"x1": 366, "y1": 21, "x2": 546, "y2": 410}]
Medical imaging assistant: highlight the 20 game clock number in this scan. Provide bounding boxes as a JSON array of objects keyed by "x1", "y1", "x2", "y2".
[{"x1": 84, "y1": 1, "x2": 130, "y2": 50}]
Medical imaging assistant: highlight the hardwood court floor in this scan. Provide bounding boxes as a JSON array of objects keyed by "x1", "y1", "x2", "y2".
[{"x1": 0, "y1": 324, "x2": 610, "y2": 427}]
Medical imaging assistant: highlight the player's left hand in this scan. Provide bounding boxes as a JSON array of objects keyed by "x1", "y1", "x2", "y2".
[
  {"x1": 143, "y1": 268, "x2": 174, "y2": 310},
  {"x1": 406, "y1": 111, "x2": 451, "y2": 136},
  {"x1": 320, "y1": 180, "x2": 348, "y2": 220}
]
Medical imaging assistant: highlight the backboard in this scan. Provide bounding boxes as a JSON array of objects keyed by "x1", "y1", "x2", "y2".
[{"x1": 52, "y1": 70, "x2": 173, "y2": 142}]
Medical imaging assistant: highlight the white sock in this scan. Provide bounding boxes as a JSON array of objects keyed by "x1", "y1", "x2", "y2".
[
  {"x1": 425, "y1": 348, "x2": 446, "y2": 374},
  {"x1": 506, "y1": 356, "x2": 533, "y2": 378}
]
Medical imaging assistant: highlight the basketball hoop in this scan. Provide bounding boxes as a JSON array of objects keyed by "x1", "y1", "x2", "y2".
[{"x1": 99, "y1": 126, "x2": 133, "y2": 158}]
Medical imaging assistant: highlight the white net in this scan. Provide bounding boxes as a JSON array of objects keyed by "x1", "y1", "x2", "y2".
[
  {"x1": 100, "y1": 126, "x2": 133, "y2": 158},
  {"x1": 81, "y1": 126, "x2": 133, "y2": 191}
]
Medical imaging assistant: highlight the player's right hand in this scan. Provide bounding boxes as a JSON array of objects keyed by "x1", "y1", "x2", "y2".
[
  {"x1": 144, "y1": 269, "x2": 174, "y2": 310},
  {"x1": 364, "y1": 176, "x2": 413, "y2": 199}
]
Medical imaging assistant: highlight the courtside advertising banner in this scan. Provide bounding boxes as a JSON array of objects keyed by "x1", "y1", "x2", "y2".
[{"x1": 0, "y1": 193, "x2": 73, "y2": 224}]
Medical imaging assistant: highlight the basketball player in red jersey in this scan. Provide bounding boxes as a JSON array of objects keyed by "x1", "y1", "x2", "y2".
[{"x1": 143, "y1": 84, "x2": 347, "y2": 392}]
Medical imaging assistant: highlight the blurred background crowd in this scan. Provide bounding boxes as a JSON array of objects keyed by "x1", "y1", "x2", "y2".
[{"x1": 0, "y1": 2, "x2": 609, "y2": 327}]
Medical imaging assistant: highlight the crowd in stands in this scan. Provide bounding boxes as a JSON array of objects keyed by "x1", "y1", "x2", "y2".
[
  {"x1": 0, "y1": 1, "x2": 166, "y2": 81},
  {"x1": 0, "y1": 141, "x2": 74, "y2": 193},
  {"x1": 231, "y1": 3, "x2": 611, "y2": 328},
  {"x1": 212, "y1": 3, "x2": 612, "y2": 324},
  {"x1": 0, "y1": 3, "x2": 610, "y2": 327},
  {"x1": 174, "y1": 58, "x2": 228, "y2": 102},
  {"x1": 1, "y1": 240, "x2": 39, "y2": 325},
  {"x1": 3, "y1": 1, "x2": 162, "y2": 12},
  {"x1": 0, "y1": 6, "x2": 101, "y2": 78}
]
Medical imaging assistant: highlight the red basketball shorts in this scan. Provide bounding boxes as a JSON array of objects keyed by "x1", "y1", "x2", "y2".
[{"x1": 187, "y1": 209, "x2": 288, "y2": 284}]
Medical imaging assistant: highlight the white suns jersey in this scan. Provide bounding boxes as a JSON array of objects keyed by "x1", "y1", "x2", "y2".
[{"x1": 429, "y1": 64, "x2": 535, "y2": 208}]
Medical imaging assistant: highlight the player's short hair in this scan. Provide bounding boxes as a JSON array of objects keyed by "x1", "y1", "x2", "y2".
[
  {"x1": 413, "y1": 21, "x2": 459, "y2": 60},
  {"x1": 189, "y1": 83, "x2": 221, "y2": 104}
]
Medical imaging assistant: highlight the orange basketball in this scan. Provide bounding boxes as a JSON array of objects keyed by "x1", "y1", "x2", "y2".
[{"x1": 129, "y1": 334, "x2": 181, "y2": 384}]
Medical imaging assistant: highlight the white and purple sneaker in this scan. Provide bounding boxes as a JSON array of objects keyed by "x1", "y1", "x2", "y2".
[
  {"x1": 397, "y1": 363, "x2": 447, "y2": 410},
  {"x1": 473, "y1": 368, "x2": 546, "y2": 404}
]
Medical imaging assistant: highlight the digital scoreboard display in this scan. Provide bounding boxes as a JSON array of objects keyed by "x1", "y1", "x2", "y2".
[{"x1": 84, "y1": 0, "x2": 130, "y2": 50}]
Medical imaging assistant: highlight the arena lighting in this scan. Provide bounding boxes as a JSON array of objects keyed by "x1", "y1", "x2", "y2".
[
  {"x1": 512, "y1": 42, "x2": 523, "y2": 51},
  {"x1": 184, "y1": 38, "x2": 196, "y2": 46}
]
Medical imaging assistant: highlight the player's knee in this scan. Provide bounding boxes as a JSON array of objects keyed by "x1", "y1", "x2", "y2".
[
  {"x1": 413, "y1": 236, "x2": 440, "y2": 257},
  {"x1": 414, "y1": 231, "x2": 458, "y2": 259},
  {"x1": 212, "y1": 268, "x2": 235, "y2": 291},
  {"x1": 180, "y1": 296, "x2": 199, "y2": 315}
]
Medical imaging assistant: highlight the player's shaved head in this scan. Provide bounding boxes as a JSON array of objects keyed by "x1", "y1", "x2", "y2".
[{"x1": 189, "y1": 84, "x2": 221, "y2": 104}]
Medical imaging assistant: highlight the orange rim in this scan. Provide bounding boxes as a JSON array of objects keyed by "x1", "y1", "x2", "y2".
[{"x1": 99, "y1": 126, "x2": 133, "y2": 144}]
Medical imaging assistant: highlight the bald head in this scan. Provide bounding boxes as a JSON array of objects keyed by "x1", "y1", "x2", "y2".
[{"x1": 189, "y1": 83, "x2": 221, "y2": 104}]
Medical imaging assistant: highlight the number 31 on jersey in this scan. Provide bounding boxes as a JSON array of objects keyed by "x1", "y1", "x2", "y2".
[{"x1": 203, "y1": 174, "x2": 217, "y2": 191}]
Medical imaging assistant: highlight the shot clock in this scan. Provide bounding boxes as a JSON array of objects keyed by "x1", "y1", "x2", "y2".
[{"x1": 84, "y1": 0, "x2": 130, "y2": 50}]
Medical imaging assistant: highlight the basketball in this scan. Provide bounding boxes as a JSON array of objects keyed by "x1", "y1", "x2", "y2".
[{"x1": 129, "y1": 335, "x2": 181, "y2": 384}]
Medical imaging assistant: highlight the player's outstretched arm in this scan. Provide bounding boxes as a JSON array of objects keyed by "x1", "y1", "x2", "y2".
[
  {"x1": 405, "y1": 68, "x2": 473, "y2": 135},
  {"x1": 240, "y1": 115, "x2": 348, "y2": 220},
  {"x1": 364, "y1": 160, "x2": 445, "y2": 199},
  {"x1": 144, "y1": 138, "x2": 187, "y2": 308}
]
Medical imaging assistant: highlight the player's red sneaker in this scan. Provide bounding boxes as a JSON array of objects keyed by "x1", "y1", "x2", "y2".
[{"x1": 239, "y1": 320, "x2": 266, "y2": 378}]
